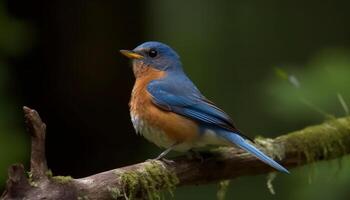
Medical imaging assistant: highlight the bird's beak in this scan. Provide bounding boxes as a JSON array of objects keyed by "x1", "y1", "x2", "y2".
[{"x1": 119, "y1": 50, "x2": 144, "y2": 59}]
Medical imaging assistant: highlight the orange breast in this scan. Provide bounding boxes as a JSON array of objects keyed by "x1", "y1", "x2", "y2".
[{"x1": 129, "y1": 68, "x2": 199, "y2": 143}]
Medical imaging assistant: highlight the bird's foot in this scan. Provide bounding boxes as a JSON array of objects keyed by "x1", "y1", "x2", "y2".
[
  {"x1": 146, "y1": 157, "x2": 175, "y2": 165},
  {"x1": 159, "y1": 157, "x2": 175, "y2": 165}
]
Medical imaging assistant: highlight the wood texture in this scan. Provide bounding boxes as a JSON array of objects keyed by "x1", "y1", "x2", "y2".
[{"x1": 1, "y1": 107, "x2": 350, "y2": 200}]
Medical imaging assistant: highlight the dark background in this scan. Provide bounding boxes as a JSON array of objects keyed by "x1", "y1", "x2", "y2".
[{"x1": 1, "y1": 0, "x2": 350, "y2": 199}]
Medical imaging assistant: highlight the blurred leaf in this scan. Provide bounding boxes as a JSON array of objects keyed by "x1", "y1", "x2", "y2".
[
  {"x1": 275, "y1": 68, "x2": 289, "y2": 80},
  {"x1": 337, "y1": 93, "x2": 349, "y2": 116},
  {"x1": 264, "y1": 48, "x2": 350, "y2": 122}
]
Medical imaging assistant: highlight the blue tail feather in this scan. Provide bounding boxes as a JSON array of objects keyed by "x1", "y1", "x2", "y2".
[{"x1": 219, "y1": 131, "x2": 290, "y2": 174}]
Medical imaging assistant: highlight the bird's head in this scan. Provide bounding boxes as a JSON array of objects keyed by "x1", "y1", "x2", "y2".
[{"x1": 120, "y1": 41, "x2": 182, "y2": 77}]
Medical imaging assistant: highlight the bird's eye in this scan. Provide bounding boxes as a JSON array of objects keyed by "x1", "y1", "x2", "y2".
[{"x1": 148, "y1": 49, "x2": 158, "y2": 58}]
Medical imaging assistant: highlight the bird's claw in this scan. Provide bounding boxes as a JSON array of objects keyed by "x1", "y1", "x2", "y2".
[
  {"x1": 159, "y1": 158, "x2": 175, "y2": 165},
  {"x1": 146, "y1": 157, "x2": 175, "y2": 165}
]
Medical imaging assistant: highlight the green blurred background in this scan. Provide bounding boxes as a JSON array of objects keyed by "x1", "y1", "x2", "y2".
[{"x1": 1, "y1": 0, "x2": 350, "y2": 199}]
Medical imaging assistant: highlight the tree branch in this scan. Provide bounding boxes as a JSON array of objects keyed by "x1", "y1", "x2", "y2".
[
  {"x1": 2, "y1": 107, "x2": 350, "y2": 199},
  {"x1": 23, "y1": 106, "x2": 48, "y2": 181}
]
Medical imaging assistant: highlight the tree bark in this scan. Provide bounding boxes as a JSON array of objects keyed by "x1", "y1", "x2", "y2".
[{"x1": 1, "y1": 107, "x2": 350, "y2": 200}]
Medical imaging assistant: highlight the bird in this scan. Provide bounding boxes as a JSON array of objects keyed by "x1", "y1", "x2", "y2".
[{"x1": 120, "y1": 41, "x2": 289, "y2": 173}]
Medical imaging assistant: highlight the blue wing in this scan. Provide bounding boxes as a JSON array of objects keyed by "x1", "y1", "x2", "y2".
[
  {"x1": 147, "y1": 74, "x2": 250, "y2": 139},
  {"x1": 147, "y1": 74, "x2": 289, "y2": 173}
]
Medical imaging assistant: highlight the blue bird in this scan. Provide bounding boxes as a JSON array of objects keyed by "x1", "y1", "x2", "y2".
[{"x1": 120, "y1": 41, "x2": 289, "y2": 173}]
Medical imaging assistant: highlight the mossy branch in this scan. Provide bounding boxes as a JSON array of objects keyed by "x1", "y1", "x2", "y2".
[{"x1": 1, "y1": 107, "x2": 350, "y2": 199}]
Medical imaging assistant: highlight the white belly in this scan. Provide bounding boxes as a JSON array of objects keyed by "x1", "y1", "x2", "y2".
[
  {"x1": 131, "y1": 113, "x2": 176, "y2": 149},
  {"x1": 130, "y1": 113, "x2": 230, "y2": 152}
]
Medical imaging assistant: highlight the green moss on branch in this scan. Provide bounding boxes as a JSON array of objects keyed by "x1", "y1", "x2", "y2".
[
  {"x1": 277, "y1": 117, "x2": 350, "y2": 164},
  {"x1": 52, "y1": 175, "x2": 73, "y2": 184},
  {"x1": 115, "y1": 160, "x2": 179, "y2": 200}
]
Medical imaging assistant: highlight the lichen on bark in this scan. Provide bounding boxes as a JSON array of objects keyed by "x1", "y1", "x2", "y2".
[
  {"x1": 114, "y1": 160, "x2": 179, "y2": 200},
  {"x1": 279, "y1": 117, "x2": 350, "y2": 163}
]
